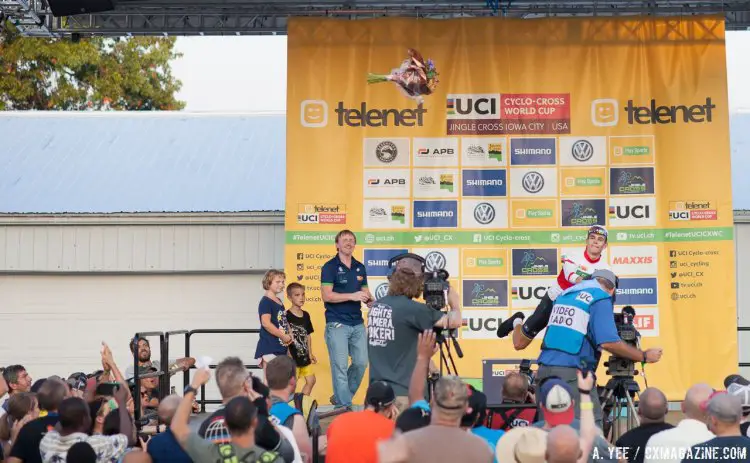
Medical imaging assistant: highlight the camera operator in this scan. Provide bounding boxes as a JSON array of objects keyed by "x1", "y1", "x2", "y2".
[
  {"x1": 535, "y1": 269, "x2": 663, "y2": 428},
  {"x1": 487, "y1": 372, "x2": 538, "y2": 431},
  {"x1": 499, "y1": 225, "x2": 611, "y2": 350},
  {"x1": 367, "y1": 257, "x2": 461, "y2": 412}
]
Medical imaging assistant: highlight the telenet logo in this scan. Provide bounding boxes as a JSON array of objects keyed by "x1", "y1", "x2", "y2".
[
  {"x1": 591, "y1": 97, "x2": 715, "y2": 126},
  {"x1": 300, "y1": 99, "x2": 427, "y2": 128}
]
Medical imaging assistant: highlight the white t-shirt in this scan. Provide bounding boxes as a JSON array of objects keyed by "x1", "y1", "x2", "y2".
[
  {"x1": 644, "y1": 419, "x2": 714, "y2": 463},
  {"x1": 547, "y1": 248, "x2": 610, "y2": 300},
  {"x1": 40, "y1": 430, "x2": 128, "y2": 463},
  {"x1": 274, "y1": 420, "x2": 304, "y2": 463}
]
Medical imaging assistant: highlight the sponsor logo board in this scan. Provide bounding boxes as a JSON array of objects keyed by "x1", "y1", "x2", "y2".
[
  {"x1": 509, "y1": 167, "x2": 558, "y2": 197},
  {"x1": 668, "y1": 200, "x2": 717, "y2": 221},
  {"x1": 608, "y1": 197, "x2": 656, "y2": 226},
  {"x1": 363, "y1": 138, "x2": 411, "y2": 167},
  {"x1": 462, "y1": 248, "x2": 508, "y2": 276},
  {"x1": 610, "y1": 167, "x2": 656, "y2": 195},
  {"x1": 461, "y1": 199, "x2": 509, "y2": 229},
  {"x1": 462, "y1": 280, "x2": 509, "y2": 308},
  {"x1": 593, "y1": 98, "x2": 715, "y2": 126},
  {"x1": 509, "y1": 138, "x2": 556, "y2": 165},
  {"x1": 609, "y1": 135, "x2": 656, "y2": 164},
  {"x1": 336, "y1": 101, "x2": 427, "y2": 127},
  {"x1": 591, "y1": 99, "x2": 619, "y2": 127},
  {"x1": 413, "y1": 200, "x2": 459, "y2": 228},
  {"x1": 510, "y1": 199, "x2": 558, "y2": 228},
  {"x1": 370, "y1": 278, "x2": 390, "y2": 300},
  {"x1": 413, "y1": 137, "x2": 460, "y2": 167},
  {"x1": 461, "y1": 137, "x2": 506, "y2": 166},
  {"x1": 608, "y1": 245, "x2": 658, "y2": 275},
  {"x1": 560, "y1": 167, "x2": 607, "y2": 196},
  {"x1": 511, "y1": 249, "x2": 558, "y2": 276},
  {"x1": 300, "y1": 100, "x2": 329, "y2": 127},
  {"x1": 363, "y1": 169, "x2": 410, "y2": 198},
  {"x1": 511, "y1": 278, "x2": 556, "y2": 308},
  {"x1": 462, "y1": 169, "x2": 507, "y2": 197},
  {"x1": 413, "y1": 248, "x2": 460, "y2": 278},
  {"x1": 617, "y1": 306, "x2": 660, "y2": 337},
  {"x1": 296, "y1": 204, "x2": 347, "y2": 224},
  {"x1": 447, "y1": 93, "x2": 571, "y2": 135},
  {"x1": 559, "y1": 136, "x2": 607, "y2": 166},
  {"x1": 461, "y1": 310, "x2": 510, "y2": 340},
  {"x1": 561, "y1": 199, "x2": 606, "y2": 227},
  {"x1": 362, "y1": 200, "x2": 410, "y2": 229},
  {"x1": 412, "y1": 169, "x2": 459, "y2": 198},
  {"x1": 363, "y1": 249, "x2": 409, "y2": 277},
  {"x1": 615, "y1": 277, "x2": 658, "y2": 306}
]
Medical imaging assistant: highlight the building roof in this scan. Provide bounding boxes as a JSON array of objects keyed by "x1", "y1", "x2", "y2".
[
  {"x1": 0, "y1": 111, "x2": 749, "y2": 213},
  {"x1": 0, "y1": 112, "x2": 285, "y2": 213}
]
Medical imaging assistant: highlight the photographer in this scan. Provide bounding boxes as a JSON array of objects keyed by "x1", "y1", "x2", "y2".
[
  {"x1": 535, "y1": 269, "x2": 663, "y2": 428},
  {"x1": 487, "y1": 372, "x2": 537, "y2": 430},
  {"x1": 367, "y1": 257, "x2": 461, "y2": 412},
  {"x1": 501, "y1": 225, "x2": 611, "y2": 350}
]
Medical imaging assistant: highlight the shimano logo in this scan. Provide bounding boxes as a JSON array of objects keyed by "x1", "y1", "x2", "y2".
[
  {"x1": 367, "y1": 259, "x2": 389, "y2": 267},
  {"x1": 514, "y1": 148, "x2": 552, "y2": 155},
  {"x1": 417, "y1": 211, "x2": 454, "y2": 218},
  {"x1": 617, "y1": 288, "x2": 654, "y2": 295},
  {"x1": 467, "y1": 179, "x2": 503, "y2": 186}
]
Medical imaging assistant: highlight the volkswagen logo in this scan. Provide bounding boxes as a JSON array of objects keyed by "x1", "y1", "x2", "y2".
[
  {"x1": 425, "y1": 251, "x2": 447, "y2": 271},
  {"x1": 375, "y1": 141, "x2": 398, "y2": 163},
  {"x1": 572, "y1": 140, "x2": 594, "y2": 162},
  {"x1": 375, "y1": 282, "x2": 389, "y2": 299},
  {"x1": 522, "y1": 171, "x2": 545, "y2": 194},
  {"x1": 474, "y1": 203, "x2": 496, "y2": 225}
]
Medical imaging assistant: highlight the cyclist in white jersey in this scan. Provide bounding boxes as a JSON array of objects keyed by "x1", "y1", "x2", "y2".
[{"x1": 497, "y1": 225, "x2": 611, "y2": 350}]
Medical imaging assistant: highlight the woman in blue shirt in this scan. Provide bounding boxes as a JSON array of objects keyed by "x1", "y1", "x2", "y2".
[{"x1": 255, "y1": 270, "x2": 293, "y2": 379}]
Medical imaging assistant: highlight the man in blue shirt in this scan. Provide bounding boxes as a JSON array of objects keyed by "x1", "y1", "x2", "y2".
[
  {"x1": 536, "y1": 269, "x2": 663, "y2": 428},
  {"x1": 147, "y1": 395, "x2": 192, "y2": 463},
  {"x1": 320, "y1": 229, "x2": 374, "y2": 409}
]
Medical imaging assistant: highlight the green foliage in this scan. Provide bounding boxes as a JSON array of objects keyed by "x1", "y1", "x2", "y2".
[{"x1": 0, "y1": 23, "x2": 185, "y2": 110}]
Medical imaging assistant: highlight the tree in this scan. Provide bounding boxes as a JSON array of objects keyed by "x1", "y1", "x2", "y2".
[{"x1": 0, "y1": 23, "x2": 185, "y2": 110}]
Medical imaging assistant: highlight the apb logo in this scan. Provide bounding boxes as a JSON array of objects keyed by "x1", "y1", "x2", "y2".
[
  {"x1": 511, "y1": 249, "x2": 558, "y2": 276},
  {"x1": 608, "y1": 197, "x2": 656, "y2": 226},
  {"x1": 610, "y1": 167, "x2": 655, "y2": 195},
  {"x1": 561, "y1": 199, "x2": 606, "y2": 227},
  {"x1": 474, "y1": 203, "x2": 496, "y2": 225}
]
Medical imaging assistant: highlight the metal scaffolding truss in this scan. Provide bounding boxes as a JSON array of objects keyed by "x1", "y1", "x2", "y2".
[{"x1": 2, "y1": 0, "x2": 750, "y2": 37}]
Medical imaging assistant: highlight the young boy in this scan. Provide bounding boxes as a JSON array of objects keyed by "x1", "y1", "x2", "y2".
[{"x1": 285, "y1": 282, "x2": 317, "y2": 395}]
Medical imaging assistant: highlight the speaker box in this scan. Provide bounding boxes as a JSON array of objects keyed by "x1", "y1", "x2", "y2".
[{"x1": 47, "y1": 0, "x2": 116, "y2": 17}]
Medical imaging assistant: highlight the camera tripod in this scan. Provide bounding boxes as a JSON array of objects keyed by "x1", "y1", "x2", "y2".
[
  {"x1": 426, "y1": 328, "x2": 464, "y2": 402},
  {"x1": 599, "y1": 373, "x2": 641, "y2": 443}
]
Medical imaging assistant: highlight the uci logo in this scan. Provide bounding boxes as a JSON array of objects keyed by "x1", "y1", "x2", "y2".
[
  {"x1": 517, "y1": 286, "x2": 547, "y2": 300},
  {"x1": 576, "y1": 292, "x2": 593, "y2": 304}
]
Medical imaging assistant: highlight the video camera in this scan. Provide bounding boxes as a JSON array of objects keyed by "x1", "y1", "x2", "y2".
[
  {"x1": 387, "y1": 252, "x2": 450, "y2": 310},
  {"x1": 605, "y1": 306, "x2": 641, "y2": 377}
]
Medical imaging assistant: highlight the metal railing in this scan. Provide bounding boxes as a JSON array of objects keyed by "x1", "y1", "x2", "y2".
[
  {"x1": 131, "y1": 331, "x2": 166, "y2": 424},
  {"x1": 739, "y1": 327, "x2": 750, "y2": 368}
]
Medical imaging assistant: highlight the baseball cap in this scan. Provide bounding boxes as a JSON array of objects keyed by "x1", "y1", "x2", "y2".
[
  {"x1": 700, "y1": 390, "x2": 727, "y2": 412},
  {"x1": 365, "y1": 381, "x2": 396, "y2": 410},
  {"x1": 540, "y1": 378, "x2": 575, "y2": 426},
  {"x1": 137, "y1": 365, "x2": 158, "y2": 376},
  {"x1": 588, "y1": 225, "x2": 608, "y2": 240},
  {"x1": 495, "y1": 427, "x2": 548, "y2": 463},
  {"x1": 728, "y1": 384, "x2": 750, "y2": 416},
  {"x1": 396, "y1": 406, "x2": 431, "y2": 432},
  {"x1": 592, "y1": 269, "x2": 617, "y2": 288}
]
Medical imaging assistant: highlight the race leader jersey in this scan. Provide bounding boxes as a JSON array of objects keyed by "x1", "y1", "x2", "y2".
[{"x1": 546, "y1": 249, "x2": 610, "y2": 301}]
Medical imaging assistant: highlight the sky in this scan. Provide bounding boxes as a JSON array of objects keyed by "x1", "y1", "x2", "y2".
[{"x1": 170, "y1": 32, "x2": 750, "y2": 113}]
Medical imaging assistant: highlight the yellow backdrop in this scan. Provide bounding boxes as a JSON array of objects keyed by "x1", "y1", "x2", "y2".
[{"x1": 284, "y1": 16, "x2": 736, "y2": 403}]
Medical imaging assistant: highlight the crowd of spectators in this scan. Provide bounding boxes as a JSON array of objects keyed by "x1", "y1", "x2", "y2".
[{"x1": 2, "y1": 328, "x2": 750, "y2": 463}]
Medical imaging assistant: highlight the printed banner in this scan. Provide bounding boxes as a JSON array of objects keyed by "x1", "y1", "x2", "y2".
[{"x1": 285, "y1": 16, "x2": 736, "y2": 403}]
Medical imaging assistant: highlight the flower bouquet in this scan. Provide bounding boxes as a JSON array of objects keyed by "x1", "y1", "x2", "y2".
[{"x1": 367, "y1": 49, "x2": 440, "y2": 103}]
